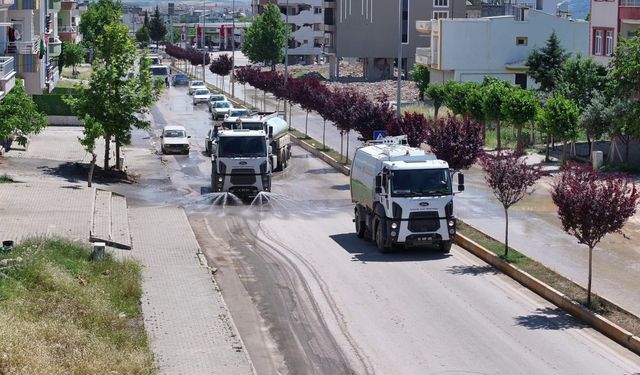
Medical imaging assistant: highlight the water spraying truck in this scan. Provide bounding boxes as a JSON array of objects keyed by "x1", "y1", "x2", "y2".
[
  {"x1": 350, "y1": 136, "x2": 464, "y2": 253},
  {"x1": 211, "y1": 112, "x2": 291, "y2": 199}
]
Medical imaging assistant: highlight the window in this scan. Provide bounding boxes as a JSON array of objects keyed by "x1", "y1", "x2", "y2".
[
  {"x1": 515, "y1": 74, "x2": 527, "y2": 89},
  {"x1": 402, "y1": 0, "x2": 409, "y2": 44},
  {"x1": 594, "y1": 30, "x2": 602, "y2": 55},
  {"x1": 314, "y1": 7, "x2": 322, "y2": 14},
  {"x1": 605, "y1": 30, "x2": 613, "y2": 56},
  {"x1": 434, "y1": 0, "x2": 448, "y2": 7},
  {"x1": 433, "y1": 11, "x2": 448, "y2": 19},
  {"x1": 516, "y1": 36, "x2": 528, "y2": 46}
]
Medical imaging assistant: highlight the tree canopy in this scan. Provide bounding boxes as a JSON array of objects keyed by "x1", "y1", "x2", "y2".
[
  {"x1": 557, "y1": 53, "x2": 607, "y2": 111},
  {"x1": 61, "y1": 42, "x2": 85, "y2": 75},
  {"x1": 411, "y1": 64, "x2": 430, "y2": 101},
  {"x1": 79, "y1": 0, "x2": 123, "y2": 50},
  {"x1": 241, "y1": 3, "x2": 287, "y2": 69},
  {"x1": 149, "y1": 6, "x2": 167, "y2": 46},
  {"x1": 0, "y1": 80, "x2": 47, "y2": 147},
  {"x1": 526, "y1": 31, "x2": 569, "y2": 92}
]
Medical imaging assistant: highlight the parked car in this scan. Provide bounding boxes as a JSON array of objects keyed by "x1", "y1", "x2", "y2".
[
  {"x1": 207, "y1": 94, "x2": 228, "y2": 112},
  {"x1": 161, "y1": 125, "x2": 190, "y2": 155},
  {"x1": 211, "y1": 101, "x2": 232, "y2": 120},
  {"x1": 172, "y1": 74, "x2": 189, "y2": 86},
  {"x1": 193, "y1": 89, "x2": 211, "y2": 105},
  {"x1": 225, "y1": 108, "x2": 250, "y2": 119},
  {"x1": 188, "y1": 81, "x2": 206, "y2": 95}
]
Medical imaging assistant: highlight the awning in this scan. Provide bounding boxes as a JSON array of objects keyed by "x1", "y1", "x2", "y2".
[
  {"x1": 621, "y1": 19, "x2": 640, "y2": 25},
  {"x1": 505, "y1": 60, "x2": 528, "y2": 70}
]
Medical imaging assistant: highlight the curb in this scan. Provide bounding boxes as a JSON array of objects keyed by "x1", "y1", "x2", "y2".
[
  {"x1": 289, "y1": 134, "x2": 351, "y2": 176},
  {"x1": 454, "y1": 231, "x2": 640, "y2": 356}
]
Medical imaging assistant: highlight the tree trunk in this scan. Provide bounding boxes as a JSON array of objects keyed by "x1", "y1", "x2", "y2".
[
  {"x1": 340, "y1": 131, "x2": 344, "y2": 161},
  {"x1": 587, "y1": 134, "x2": 592, "y2": 160},
  {"x1": 504, "y1": 207, "x2": 509, "y2": 257},
  {"x1": 222, "y1": 76, "x2": 225, "y2": 94},
  {"x1": 587, "y1": 245, "x2": 593, "y2": 306},
  {"x1": 104, "y1": 134, "x2": 111, "y2": 171},
  {"x1": 322, "y1": 119, "x2": 327, "y2": 150},
  {"x1": 346, "y1": 131, "x2": 350, "y2": 162},
  {"x1": 562, "y1": 141, "x2": 567, "y2": 163},
  {"x1": 530, "y1": 122, "x2": 535, "y2": 146},
  {"x1": 115, "y1": 140, "x2": 121, "y2": 170},
  {"x1": 516, "y1": 124, "x2": 523, "y2": 147},
  {"x1": 88, "y1": 153, "x2": 96, "y2": 187},
  {"x1": 545, "y1": 133, "x2": 551, "y2": 163},
  {"x1": 496, "y1": 120, "x2": 502, "y2": 150},
  {"x1": 244, "y1": 83, "x2": 246, "y2": 104},
  {"x1": 305, "y1": 111, "x2": 309, "y2": 137},
  {"x1": 434, "y1": 105, "x2": 440, "y2": 120},
  {"x1": 624, "y1": 136, "x2": 630, "y2": 163},
  {"x1": 263, "y1": 91, "x2": 266, "y2": 112}
]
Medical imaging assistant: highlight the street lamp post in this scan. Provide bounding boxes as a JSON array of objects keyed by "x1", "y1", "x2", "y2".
[
  {"x1": 284, "y1": 0, "x2": 289, "y2": 126},
  {"x1": 396, "y1": 0, "x2": 402, "y2": 119},
  {"x1": 231, "y1": 0, "x2": 236, "y2": 97},
  {"x1": 202, "y1": 0, "x2": 206, "y2": 82}
]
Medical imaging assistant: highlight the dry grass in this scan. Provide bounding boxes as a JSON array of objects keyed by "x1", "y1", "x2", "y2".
[
  {"x1": 0, "y1": 239, "x2": 154, "y2": 374},
  {"x1": 457, "y1": 220, "x2": 640, "y2": 335}
]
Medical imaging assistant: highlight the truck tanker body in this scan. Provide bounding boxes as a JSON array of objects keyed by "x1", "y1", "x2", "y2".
[
  {"x1": 350, "y1": 136, "x2": 464, "y2": 253},
  {"x1": 210, "y1": 112, "x2": 291, "y2": 199}
]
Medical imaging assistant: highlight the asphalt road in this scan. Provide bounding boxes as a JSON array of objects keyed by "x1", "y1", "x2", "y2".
[{"x1": 142, "y1": 86, "x2": 640, "y2": 374}]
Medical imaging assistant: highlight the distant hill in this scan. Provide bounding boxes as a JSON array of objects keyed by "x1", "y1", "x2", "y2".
[{"x1": 559, "y1": 0, "x2": 590, "y2": 20}]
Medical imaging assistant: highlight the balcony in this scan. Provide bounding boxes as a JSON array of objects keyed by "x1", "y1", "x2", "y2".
[
  {"x1": 415, "y1": 47, "x2": 432, "y2": 66},
  {"x1": 58, "y1": 26, "x2": 79, "y2": 42},
  {"x1": 620, "y1": 0, "x2": 640, "y2": 4},
  {"x1": 61, "y1": 0, "x2": 76, "y2": 10},
  {"x1": 48, "y1": 36, "x2": 62, "y2": 57},
  {"x1": 0, "y1": 56, "x2": 15, "y2": 80},
  {"x1": 0, "y1": 0, "x2": 14, "y2": 8},
  {"x1": 8, "y1": 39, "x2": 40, "y2": 55},
  {"x1": 49, "y1": 0, "x2": 61, "y2": 11},
  {"x1": 416, "y1": 20, "x2": 433, "y2": 33}
]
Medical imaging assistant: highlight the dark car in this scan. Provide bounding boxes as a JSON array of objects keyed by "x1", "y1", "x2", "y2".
[{"x1": 172, "y1": 74, "x2": 189, "y2": 86}]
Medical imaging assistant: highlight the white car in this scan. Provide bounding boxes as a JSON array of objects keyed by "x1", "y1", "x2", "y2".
[
  {"x1": 188, "y1": 81, "x2": 206, "y2": 95},
  {"x1": 160, "y1": 125, "x2": 190, "y2": 154},
  {"x1": 225, "y1": 108, "x2": 250, "y2": 119},
  {"x1": 211, "y1": 101, "x2": 232, "y2": 120},
  {"x1": 193, "y1": 89, "x2": 211, "y2": 105},
  {"x1": 207, "y1": 94, "x2": 229, "y2": 112}
]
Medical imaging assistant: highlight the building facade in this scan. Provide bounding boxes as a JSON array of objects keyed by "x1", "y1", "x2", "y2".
[
  {"x1": 323, "y1": 0, "x2": 466, "y2": 81},
  {"x1": 589, "y1": 0, "x2": 640, "y2": 65},
  {"x1": 416, "y1": 8, "x2": 588, "y2": 87},
  {"x1": 1, "y1": 0, "x2": 17, "y2": 100},
  {"x1": 278, "y1": 0, "x2": 323, "y2": 64},
  {"x1": 6, "y1": 0, "x2": 62, "y2": 95}
]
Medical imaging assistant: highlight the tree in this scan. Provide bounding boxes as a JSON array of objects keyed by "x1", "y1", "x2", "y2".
[
  {"x1": 78, "y1": 115, "x2": 103, "y2": 187},
  {"x1": 149, "y1": 6, "x2": 167, "y2": 49},
  {"x1": 61, "y1": 42, "x2": 85, "y2": 75},
  {"x1": 0, "y1": 80, "x2": 48, "y2": 147},
  {"x1": 66, "y1": 22, "x2": 162, "y2": 172},
  {"x1": 482, "y1": 78, "x2": 512, "y2": 150},
  {"x1": 386, "y1": 111, "x2": 429, "y2": 148},
  {"x1": 353, "y1": 93, "x2": 395, "y2": 142},
  {"x1": 425, "y1": 115, "x2": 483, "y2": 171},
  {"x1": 135, "y1": 12, "x2": 150, "y2": 46},
  {"x1": 479, "y1": 148, "x2": 542, "y2": 256},
  {"x1": 443, "y1": 80, "x2": 470, "y2": 116},
  {"x1": 425, "y1": 84, "x2": 446, "y2": 119},
  {"x1": 557, "y1": 54, "x2": 607, "y2": 111},
  {"x1": 539, "y1": 94, "x2": 579, "y2": 162},
  {"x1": 79, "y1": 0, "x2": 123, "y2": 52},
  {"x1": 209, "y1": 54, "x2": 233, "y2": 93},
  {"x1": 330, "y1": 87, "x2": 368, "y2": 160},
  {"x1": 500, "y1": 87, "x2": 539, "y2": 146},
  {"x1": 526, "y1": 31, "x2": 569, "y2": 92},
  {"x1": 241, "y1": 3, "x2": 287, "y2": 69},
  {"x1": 412, "y1": 64, "x2": 430, "y2": 101},
  {"x1": 552, "y1": 163, "x2": 639, "y2": 305},
  {"x1": 579, "y1": 92, "x2": 613, "y2": 157}
]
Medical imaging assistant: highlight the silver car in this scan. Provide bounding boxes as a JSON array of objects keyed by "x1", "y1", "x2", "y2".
[
  {"x1": 211, "y1": 101, "x2": 232, "y2": 120},
  {"x1": 192, "y1": 89, "x2": 211, "y2": 105}
]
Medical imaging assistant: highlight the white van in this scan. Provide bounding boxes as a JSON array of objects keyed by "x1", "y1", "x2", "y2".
[{"x1": 150, "y1": 65, "x2": 170, "y2": 83}]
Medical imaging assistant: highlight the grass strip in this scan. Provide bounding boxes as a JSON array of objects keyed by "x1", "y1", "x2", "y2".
[
  {"x1": 289, "y1": 129, "x2": 351, "y2": 165},
  {"x1": 0, "y1": 239, "x2": 154, "y2": 374},
  {"x1": 457, "y1": 220, "x2": 640, "y2": 336}
]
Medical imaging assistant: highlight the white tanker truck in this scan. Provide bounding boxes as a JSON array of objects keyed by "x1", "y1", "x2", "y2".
[
  {"x1": 210, "y1": 112, "x2": 291, "y2": 199},
  {"x1": 350, "y1": 136, "x2": 464, "y2": 253}
]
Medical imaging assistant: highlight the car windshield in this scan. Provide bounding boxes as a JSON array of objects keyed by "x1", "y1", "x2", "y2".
[
  {"x1": 192, "y1": 81, "x2": 204, "y2": 86},
  {"x1": 230, "y1": 110, "x2": 248, "y2": 117},
  {"x1": 150, "y1": 66, "x2": 169, "y2": 76},
  {"x1": 218, "y1": 136, "x2": 266, "y2": 158},
  {"x1": 195, "y1": 89, "x2": 209, "y2": 95},
  {"x1": 174, "y1": 75, "x2": 187, "y2": 80},
  {"x1": 209, "y1": 95, "x2": 225, "y2": 102},
  {"x1": 391, "y1": 169, "x2": 451, "y2": 197},
  {"x1": 216, "y1": 102, "x2": 231, "y2": 108},
  {"x1": 164, "y1": 130, "x2": 186, "y2": 138}
]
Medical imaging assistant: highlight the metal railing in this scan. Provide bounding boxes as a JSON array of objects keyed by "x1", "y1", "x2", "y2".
[
  {"x1": 58, "y1": 26, "x2": 78, "y2": 33},
  {"x1": 416, "y1": 20, "x2": 433, "y2": 33},
  {"x1": 0, "y1": 0, "x2": 16, "y2": 7},
  {"x1": 415, "y1": 47, "x2": 432, "y2": 65},
  {"x1": 8, "y1": 39, "x2": 39, "y2": 55},
  {"x1": 621, "y1": 0, "x2": 640, "y2": 6},
  {"x1": 0, "y1": 56, "x2": 15, "y2": 79}
]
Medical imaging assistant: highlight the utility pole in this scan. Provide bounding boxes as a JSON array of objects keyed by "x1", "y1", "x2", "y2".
[
  {"x1": 284, "y1": 0, "x2": 289, "y2": 126},
  {"x1": 396, "y1": 0, "x2": 402, "y2": 119},
  {"x1": 231, "y1": 0, "x2": 235, "y2": 97},
  {"x1": 202, "y1": 0, "x2": 206, "y2": 82}
]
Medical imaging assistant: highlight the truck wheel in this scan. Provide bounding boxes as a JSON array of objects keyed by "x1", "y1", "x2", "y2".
[
  {"x1": 376, "y1": 221, "x2": 391, "y2": 253},
  {"x1": 283, "y1": 152, "x2": 288, "y2": 169},
  {"x1": 439, "y1": 241, "x2": 452, "y2": 253},
  {"x1": 355, "y1": 209, "x2": 365, "y2": 238}
]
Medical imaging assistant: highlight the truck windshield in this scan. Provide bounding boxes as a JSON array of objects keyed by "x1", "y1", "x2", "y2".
[
  {"x1": 391, "y1": 169, "x2": 451, "y2": 197},
  {"x1": 218, "y1": 136, "x2": 266, "y2": 158},
  {"x1": 230, "y1": 121, "x2": 263, "y2": 131},
  {"x1": 150, "y1": 66, "x2": 169, "y2": 76}
]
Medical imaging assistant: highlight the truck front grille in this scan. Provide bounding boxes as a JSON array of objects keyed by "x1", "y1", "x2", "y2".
[
  {"x1": 230, "y1": 169, "x2": 257, "y2": 185},
  {"x1": 408, "y1": 211, "x2": 440, "y2": 232}
]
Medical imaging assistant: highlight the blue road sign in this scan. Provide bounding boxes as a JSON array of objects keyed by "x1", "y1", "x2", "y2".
[{"x1": 373, "y1": 130, "x2": 387, "y2": 140}]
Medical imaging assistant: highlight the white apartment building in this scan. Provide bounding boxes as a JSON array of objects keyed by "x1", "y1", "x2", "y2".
[
  {"x1": 278, "y1": 0, "x2": 323, "y2": 64},
  {"x1": 58, "y1": 0, "x2": 82, "y2": 44},
  {"x1": 416, "y1": 7, "x2": 588, "y2": 88},
  {"x1": 4, "y1": 0, "x2": 62, "y2": 95},
  {"x1": 1, "y1": 0, "x2": 17, "y2": 100},
  {"x1": 589, "y1": 0, "x2": 640, "y2": 66}
]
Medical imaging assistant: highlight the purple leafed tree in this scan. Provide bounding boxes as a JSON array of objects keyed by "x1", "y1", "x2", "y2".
[
  {"x1": 386, "y1": 112, "x2": 429, "y2": 148},
  {"x1": 355, "y1": 93, "x2": 395, "y2": 142},
  {"x1": 551, "y1": 163, "x2": 639, "y2": 305},
  {"x1": 209, "y1": 54, "x2": 233, "y2": 91},
  {"x1": 425, "y1": 115, "x2": 484, "y2": 171},
  {"x1": 479, "y1": 148, "x2": 542, "y2": 256}
]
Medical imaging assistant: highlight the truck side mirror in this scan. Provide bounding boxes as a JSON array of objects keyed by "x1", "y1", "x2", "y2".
[
  {"x1": 458, "y1": 172, "x2": 465, "y2": 192},
  {"x1": 268, "y1": 126, "x2": 273, "y2": 139},
  {"x1": 375, "y1": 175, "x2": 382, "y2": 188}
]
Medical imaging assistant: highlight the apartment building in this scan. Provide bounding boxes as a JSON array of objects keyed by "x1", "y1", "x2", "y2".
[
  {"x1": 1, "y1": 0, "x2": 17, "y2": 100},
  {"x1": 590, "y1": 0, "x2": 640, "y2": 65},
  {"x1": 6, "y1": 0, "x2": 62, "y2": 95},
  {"x1": 323, "y1": 0, "x2": 466, "y2": 81},
  {"x1": 416, "y1": 7, "x2": 588, "y2": 87},
  {"x1": 278, "y1": 0, "x2": 323, "y2": 64},
  {"x1": 58, "y1": 0, "x2": 82, "y2": 43}
]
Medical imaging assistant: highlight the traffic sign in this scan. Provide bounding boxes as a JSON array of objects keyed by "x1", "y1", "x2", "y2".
[{"x1": 373, "y1": 130, "x2": 387, "y2": 140}]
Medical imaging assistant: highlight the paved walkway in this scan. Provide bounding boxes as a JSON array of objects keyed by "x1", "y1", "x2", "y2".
[{"x1": 129, "y1": 207, "x2": 254, "y2": 375}]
